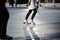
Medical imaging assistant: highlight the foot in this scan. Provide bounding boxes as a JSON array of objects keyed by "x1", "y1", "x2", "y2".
[
  {"x1": 1, "y1": 35, "x2": 13, "y2": 39},
  {"x1": 23, "y1": 19, "x2": 29, "y2": 25},
  {"x1": 30, "y1": 20, "x2": 36, "y2": 25}
]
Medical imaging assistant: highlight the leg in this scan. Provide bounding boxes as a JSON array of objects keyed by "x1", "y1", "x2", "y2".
[
  {"x1": 0, "y1": 16, "x2": 13, "y2": 39},
  {"x1": 25, "y1": 10, "x2": 32, "y2": 20},
  {"x1": 23, "y1": 10, "x2": 32, "y2": 24},
  {"x1": 0, "y1": 16, "x2": 9, "y2": 39},
  {"x1": 31, "y1": 8, "x2": 37, "y2": 20},
  {"x1": 0, "y1": 7, "x2": 13, "y2": 39},
  {"x1": 15, "y1": 3, "x2": 17, "y2": 7},
  {"x1": 30, "y1": 9, "x2": 37, "y2": 25},
  {"x1": 12, "y1": 4, "x2": 14, "y2": 7},
  {"x1": 0, "y1": 8, "x2": 9, "y2": 38},
  {"x1": 15, "y1": 0, "x2": 18, "y2": 7}
]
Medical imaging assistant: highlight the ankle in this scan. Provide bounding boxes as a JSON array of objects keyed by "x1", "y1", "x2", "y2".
[{"x1": 31, "y1": 19, "x2": 33, "y2": 22}]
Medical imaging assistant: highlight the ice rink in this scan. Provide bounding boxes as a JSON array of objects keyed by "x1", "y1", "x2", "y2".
[{"x1": 5, "y1": 4, "x2": 60, "y2": 40}]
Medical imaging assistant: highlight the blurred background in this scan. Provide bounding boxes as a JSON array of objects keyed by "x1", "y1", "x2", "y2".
[
  {"x1": 5, "y1": 0, "x2": 60, "y2": 7},
  {"x1": 4, "y1": 0, "x2": 60, "y2": 40}
]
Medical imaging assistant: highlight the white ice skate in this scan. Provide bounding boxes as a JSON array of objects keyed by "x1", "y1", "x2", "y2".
[
  {"x1": 23, "y1": 20, "x2": 29, "y2": 25},
  {"x1": 30, "y1": 20, "x2": 36, "y2": 25}
]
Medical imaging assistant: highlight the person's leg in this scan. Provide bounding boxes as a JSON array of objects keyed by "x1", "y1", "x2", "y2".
[
  {"x1": 0, "y1": 7, "x2": 13, "y2": 39},
  {"x1": 31, "y1": 8, "x2": 37, "y2": 20},
  {"x1": 15, "y1": 3, "x2": 17, "y2": 7},
  {"x1": 0, "y1": 21, "x2": 3, "y2": 38},
  {"x1": 30, "y1": 8, "x2": 37, "y2": 25},
  {"x1": 23, "y1": 10, "x2": 32, "y2": 24},
  {"x1": 0, "y1": 16, "x2": 13, "y2": 39},
  {"x1": 11, "y1": 1, "x2": 14, "y2": 7},
  {"x1": 0, "y1": 16, "x2": 9, "y2": 39},
  {"x1": 11, "y1": 4, "x2": 14, "y2": 7},
  {"x1": 25, "y1": 10, "x2": 32, "y2": 20},
  {"x1": 0, "y1": 8, "x2": 9, "y2": 38},
  {"x1": 15, "y1": 0, "x2": 18, "y2": 7},
  {"x1": 2, "y1": 17, "x2": 9, "y2": 36},
  {"x1": 0, "y1": 21, "x2": 8, "y2": 37},
  {"x1": 2, "y1": 8, "x2": 9, "y2": 36}
]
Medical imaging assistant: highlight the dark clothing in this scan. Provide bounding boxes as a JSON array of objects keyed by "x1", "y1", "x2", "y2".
[
  {"x1": 0, "y1": 0, "x2": 9, "y2": 38},
  {"x1": 25, "y1": 8, "x2": 37, "y2": 20},
  {"x1": 0, "y1": 0, "x2": 6, "y2": 7},
  {"x1": 9, "y1": 0, "x2": 14, "y2": 7},
  {"x1": 9, "y1": 0, "x2": 14, "y2": 4},
  {"x1": 15, "y1": 0, "x2": 28, "y2": 7}
]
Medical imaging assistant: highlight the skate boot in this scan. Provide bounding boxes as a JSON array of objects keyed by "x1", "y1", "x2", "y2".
[
  {"x1": 30, "y1": 20, "x2": 36, "y2": 25},
  {"x1": 23, "y1": 19, "x2": 29, "y2": 25}
]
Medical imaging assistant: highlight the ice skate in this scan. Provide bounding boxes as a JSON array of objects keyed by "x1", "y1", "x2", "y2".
[
  {"x1": 30, "y1": 20, "x2": 36, "y2": 25},
  {"x1": 23, "y1": 20, "x2": 29, "y2": 25}
]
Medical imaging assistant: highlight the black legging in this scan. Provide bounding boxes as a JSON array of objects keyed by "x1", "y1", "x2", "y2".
[
  {"x1": 25, "y1": 8, "x2": 37, "y2": 20},
  {"x1": 0, "y1": 7, "x2": 9, "y2": 38}
]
